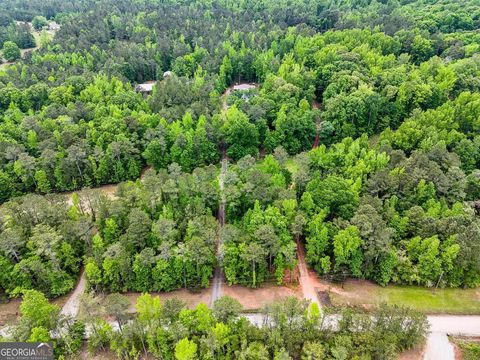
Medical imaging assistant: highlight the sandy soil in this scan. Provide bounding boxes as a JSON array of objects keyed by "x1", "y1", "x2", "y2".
[
  {"x1": 0, "y1": 299, "x2": 21, "y2": 326},
  {"x1": 452, "y1": 341, "x2": 463, "y2": 360},
  {"x1": 222, "y1": 283, "x2": 302, "y2": 310},
  {"x1": 78, "y1": 345, "x2": 118, "y2": 360},
  {"x1": 63, "y1": 184, "x2": 118, "y2": 208},
  {"x1": 296, "y1": 239, "x2": 322, "y2": 307},
  {"x1": 63, "y1": 166, "x2": 152, "y2": 208}
]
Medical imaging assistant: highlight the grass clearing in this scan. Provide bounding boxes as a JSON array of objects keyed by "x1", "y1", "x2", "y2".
[{"x1": 328, "y1": 279, "x2": 480, "y2": 314}]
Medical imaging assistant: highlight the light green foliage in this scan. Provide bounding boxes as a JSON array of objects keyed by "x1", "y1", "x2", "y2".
[
  {"x1": 333, "y1": 226, "x2": 363, "y2": 277},
  {"x1": 175, "y1": 338, "x2": 197, "y2": 360},
  {"x1": 223, "y1": 106, "x2": 259, "y2": 160},
  {"x1": 0, "y1": 0, "x2": 478, "y2": 348},
  {"x1": 2, "y1": 41, "x2": 20, "y2": 61},
  {"x1": 32, "y1": 16, "x2": 48, "y2": 30}
]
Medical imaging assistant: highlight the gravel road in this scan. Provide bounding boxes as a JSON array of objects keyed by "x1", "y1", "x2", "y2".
[{"x1": 60, "y1": 269, "x2": 86, "y2": 318}]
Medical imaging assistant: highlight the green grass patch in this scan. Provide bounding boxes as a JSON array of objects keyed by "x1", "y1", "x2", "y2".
[{"x1": 329, "y1": 280, "x2": 480, "y2": 314}]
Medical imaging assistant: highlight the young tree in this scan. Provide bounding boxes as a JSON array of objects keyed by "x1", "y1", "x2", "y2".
[
  {"x1": 333, "y1": 226, "x2": 363, "y2": 277},
  {"x1": 2, "y1": 41, "x2": 21, "y2": 62},
  {"x1": 32, "y1": 16, "x2": 48, "y2": 30},
  {"x1": 15, "y1": 290, "x2": 59, "y2": 341},
  {"x1": 175, "y1": 338, "x2": 198, "y2": 360},
  {"x1": 213, "y1": 296, "x2": 243, "y2": 323},
  {"x1": 241, "y1": 242, "x2": 267, "y2": 287},
  {"x1": 222, "y1": 107, "x2": 259, "y2": 160},
  {"x1": 104, "y1": 293, "x2": 130, "y2": 331}
]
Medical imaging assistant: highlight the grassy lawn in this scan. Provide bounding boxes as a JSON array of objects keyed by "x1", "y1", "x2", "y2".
[{"x1": 329, "y1": 280, "x2": 480, "y2": 314}]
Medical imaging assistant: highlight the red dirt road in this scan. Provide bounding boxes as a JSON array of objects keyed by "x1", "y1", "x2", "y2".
[{"x1": 296, "y1": 239, "x2": 321, "y2": 307}]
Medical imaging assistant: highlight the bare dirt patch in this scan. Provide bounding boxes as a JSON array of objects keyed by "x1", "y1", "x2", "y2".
[
  {"x1": 63, "y1": 184, "x2": 118, "y2": 208},
  {"x1": 221, "y1": 82, "x2": 259, "y2": 111},
  {"x1": 318, "y1": 290, "x2": 332, "y2": 307},
  {"x1": 399, "y1": 341, "x2": 425, "y2": 360},
  {"x1": 78, "y1": 344, "x2": 118, "y2": 360},
  {"x1": 0, "y1": 295, "x2": 67, "y2": 327},
  {"x1": 0, "y1": 299, "x2": 21, "y2": 326},
  {"x1": 222, "y1": 283, "x2": 302, "y2": 311}
]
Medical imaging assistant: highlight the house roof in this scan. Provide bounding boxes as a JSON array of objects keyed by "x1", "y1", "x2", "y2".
[
  {"x1": 135, "y1": 81, "x2": 155, "y2": 92},
  {"x1": 233, "y1": 83, "x2": 256, "y2": 91}
]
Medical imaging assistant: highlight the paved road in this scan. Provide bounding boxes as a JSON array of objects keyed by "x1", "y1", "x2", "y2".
[
  {"x1": 427, "y1": 315, "x2": 480, "y2": 334},
  {"x1": 210, "y1": 156, "x2": 227, "y2": 307},
  {"x1": 424, "y1": 315, "x2": 480, "y2": 360},
  {"x1": 424, "y1": 332, "x2": 454, "y2": 360},
  {"x1": 295, "y1": 237, "x2": 480, "y2": 359}
]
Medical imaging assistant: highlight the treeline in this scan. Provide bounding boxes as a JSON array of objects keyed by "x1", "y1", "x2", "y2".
[
  {"x1": 0, "y1": 19, "x2": 35, "y2": 56},
  {"x1": 1, "y1": 0, "x2": 479, "y2": 205},
  {"x1": 2, "y1": 291, "x2": 429, "y2": 360},
  {"x1": 0, "y1": 0, "x2": 478, "y2": 297}
]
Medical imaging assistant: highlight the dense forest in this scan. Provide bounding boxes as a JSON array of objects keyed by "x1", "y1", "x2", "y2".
[
  {"x1": 0, "y1": 0, "x2": 479, "y2": 357},
  {"x1": 0, "y1": 0, "x2": 478, "y2": 293}
]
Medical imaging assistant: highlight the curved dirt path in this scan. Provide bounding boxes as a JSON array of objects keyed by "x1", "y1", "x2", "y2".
[
  {"x1": 61, "y1": 269, "x2": 86, "y2": 318},
  {"x1": 210, "y1": 154, "x2": 227, "y2": 306}
]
